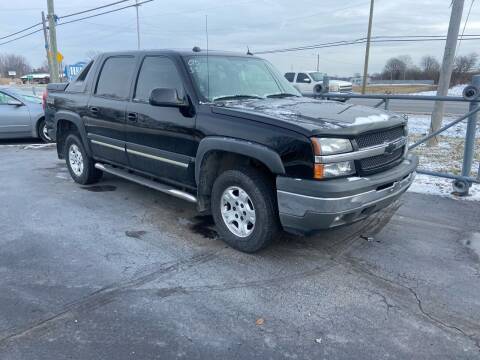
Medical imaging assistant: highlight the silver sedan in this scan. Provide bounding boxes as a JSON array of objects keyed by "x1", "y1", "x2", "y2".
[{"x1": 0, "y1": 87, "x2": 50, "y2": 142}]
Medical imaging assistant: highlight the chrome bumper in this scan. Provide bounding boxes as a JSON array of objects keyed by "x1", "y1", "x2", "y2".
[{"x1": 276, "y1": 155, "x2": 418, "y2": 234}]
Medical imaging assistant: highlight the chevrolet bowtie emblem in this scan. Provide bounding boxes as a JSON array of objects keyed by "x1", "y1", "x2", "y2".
[{"x1": 385, "y1": 142, "x2": 397, "y2": 155}]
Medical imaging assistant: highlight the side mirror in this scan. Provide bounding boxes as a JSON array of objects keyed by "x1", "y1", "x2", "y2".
[
  {"x1": 304, "y1": 78, "x2": 312, "y2": 83},
  {"x1": 7, "y1": 99, "x2": 23, "y2": 106},
  {"x1": 149, "y1": 88, "x2": 188, "y2": 107}
]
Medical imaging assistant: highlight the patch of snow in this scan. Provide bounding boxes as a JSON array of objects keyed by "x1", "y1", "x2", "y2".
[
  {"x1": 409, "y1": 173, "x2": 480, "y2": 201},
  {"x1": 406, "y1": 114, "x2": 479, "y2": 138},
  {"x1": 353, "y1": 113, "x2": 390, "y2": 125},
  {"x1": 409, "y1": 84, "x2": 467, "y2": 97},
  {"x1": 23, "y1": 143, "x2": 55, "y2": 150}
]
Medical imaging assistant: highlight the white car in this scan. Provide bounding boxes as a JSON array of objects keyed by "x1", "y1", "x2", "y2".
[{"x1": 284, "y1": 71, "x2": 353, "y2": 96}]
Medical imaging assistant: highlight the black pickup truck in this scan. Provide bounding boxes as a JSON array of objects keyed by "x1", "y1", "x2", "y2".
[{"x1": 45, "y1": 49, "x2": 417, "y2": 252}]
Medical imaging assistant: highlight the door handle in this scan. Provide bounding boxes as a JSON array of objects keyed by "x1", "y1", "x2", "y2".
[
  {"x1": 89, "y1": 106, "x2": 99, "y2": 114},
  {"x1": 127, "y1": 112, "x2": 138, "y2": 122}
]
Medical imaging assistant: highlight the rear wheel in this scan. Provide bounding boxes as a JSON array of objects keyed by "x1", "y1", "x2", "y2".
[
  {"x1": 211, "y1": 167, "x2": 279, "y2": 253},
  {"x1": 37, "y1": 118, "x2": 52, "y2": 143},
  {"x1": 65, "y1": 133, "x2": 102, "y2": 185}
]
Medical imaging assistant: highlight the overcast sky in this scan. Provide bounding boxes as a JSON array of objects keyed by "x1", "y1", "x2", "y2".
[{"x1": 1, "y1": 0, "x2": 479, "y2": 76}]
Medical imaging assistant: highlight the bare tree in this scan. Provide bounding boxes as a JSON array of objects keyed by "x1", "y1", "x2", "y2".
[
  {"x1": 383, "y1": 57, "x2": 408, "y2": 81},
  {"x1": 32, "y1": 60, "x2": 49, "y2": 74},
  {"x1": 0, "y1": 54, "x2": 32, "y2": 77},
  {"x1": 420, "y1": 55, "x2": 440, "y2": 82},
  {"x1": 452, "y1": 52, "x2": 478, "y2": 84}
]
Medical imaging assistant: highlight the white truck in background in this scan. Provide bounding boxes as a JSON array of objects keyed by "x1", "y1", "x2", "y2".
[{"x1": 284, "y1": 71, "x2": 353, "y2": 96}]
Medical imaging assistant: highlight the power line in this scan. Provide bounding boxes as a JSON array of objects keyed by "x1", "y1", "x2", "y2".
[
  {"x1": 457, "y1": 0, "x2": 475, "y2": 54},
  {"x1": 0, "y1": 22, "x2": 42, "y2": 40},
  {"x1": 0, "y1": 28, "x2": 43, "y2": 46},
  {"x1": 56, "y1": 0, "x2": 153, "y2": 27},
  {"x1": 60, "y1": 0, "x2": 132, "y2": 19},
  {"x1": 0, "y1": 0, "x2": 149, "y2": 45},
  {"x1": 254, "y1": 35, "x2": 480, "y2": 54}
]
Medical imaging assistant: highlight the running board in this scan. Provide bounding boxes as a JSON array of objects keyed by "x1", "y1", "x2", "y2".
[{"x1": 94, "y1": 163, "x2": 197, "y2": 203}]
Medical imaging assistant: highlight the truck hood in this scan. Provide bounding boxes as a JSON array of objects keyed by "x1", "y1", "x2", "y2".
[{"x1": 211, "y1": 97, "x2": 406, "y2": 136}]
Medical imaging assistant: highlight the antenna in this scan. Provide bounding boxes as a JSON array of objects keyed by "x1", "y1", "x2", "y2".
[{"x1": 205, "y1": 14, "x2": 210, "y2": 101}]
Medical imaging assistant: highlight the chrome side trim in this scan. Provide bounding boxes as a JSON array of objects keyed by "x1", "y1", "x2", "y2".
[
  {"x1": 0, "y1": 124, "x2": 30, "y2": 128},
  {"x1": 126, "y1": 148, "x2": 189, "y2": 168},
  {"x1": 90, "y1": 139, "x2": 125, "y2": 152},
  {"x1": 315, "y1": 137, "x2": 407, "y2": 164},
  {"x1": 94, "y1": 163, "x2": 197, "y2": 203}
]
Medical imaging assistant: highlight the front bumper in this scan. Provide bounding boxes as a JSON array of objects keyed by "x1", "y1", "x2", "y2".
[{"x1": 276, "y1": 154, "x2": 418, "y2": 234}]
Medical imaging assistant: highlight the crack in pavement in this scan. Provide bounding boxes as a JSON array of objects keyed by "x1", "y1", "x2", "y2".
[
  {"x1": 408, "y1": 287, "x2": 480, "y2": 351},
  {"x1": 341, "y1": 256, "x2": 480, "y2": 352},
  {"x1": 280, "y1": 204, "x2": 480, "y2": 352}
]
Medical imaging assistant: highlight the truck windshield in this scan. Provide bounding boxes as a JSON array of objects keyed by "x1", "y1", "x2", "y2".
[
  {"x1": 185, "y1": 55, "x2": 300, "y2": 102},
  {"x1": 309, "y1": 72, "x2": 326, "y2": 82}
]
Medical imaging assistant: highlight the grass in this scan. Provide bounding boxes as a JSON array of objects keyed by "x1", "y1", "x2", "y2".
[
  {"x1": 409, "y1": 134, "x2": 480, "y2": 176},
  {"x1": 353, "y1": 84, "x2": 436, "y2": 94}
]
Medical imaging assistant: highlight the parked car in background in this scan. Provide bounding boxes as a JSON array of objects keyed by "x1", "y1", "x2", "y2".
[
  {"x1": 284, "y1": 71, "x2": 353, "y2": 96},
  {"x1": 0, "y1": 87, "x2": 50, "y2": 142}
]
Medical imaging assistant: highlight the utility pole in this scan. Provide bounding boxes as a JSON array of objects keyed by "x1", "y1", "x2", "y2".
[
  {"x1": 361, "y1": 0, "x2": 374, "y2": 94},
  {"x1": 135, "y1": 0, "x2": 141, "y2": 49},
  {"x1": 428, "y1": 0, "x2": 464, "y2": 146},
  {"x1": 47, "y1": 0, "x2": 60, "y2": 82},
  {"x1": 41, "y1": 11, "x2": 54, "y2": 82},
  {"x1": 316, "y1": 53, "x2": 319, "y2": 72}
]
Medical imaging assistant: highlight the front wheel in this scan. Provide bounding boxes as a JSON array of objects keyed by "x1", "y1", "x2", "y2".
[{"x1": 211, "y1": 167, "x2": 279, "y2": 253}]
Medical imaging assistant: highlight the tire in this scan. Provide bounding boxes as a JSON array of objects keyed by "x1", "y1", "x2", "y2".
[
  {"x1": 37, "y1": 118, "x2": 52, "y2": 143},
  {"x1": 211, "y1": 167, "x2": 279, "y2": 253},
  {"x1": 65, "y1": 133, "x2": 103, "y2": 185}
]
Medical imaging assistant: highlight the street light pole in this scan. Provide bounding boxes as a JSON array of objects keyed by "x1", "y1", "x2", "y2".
[
  {"x1": 135, "y1": 0, "x2": 141, "y2": 49},
  {"x1": 361, "y1": 0, "x2": 374, "y2": 94}
]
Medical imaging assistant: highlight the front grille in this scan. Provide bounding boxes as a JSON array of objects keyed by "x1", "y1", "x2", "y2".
[
  {"x1": 358, "y1": 147, "x2": 404, "y2": 174},
  {"x1": 355, "y1": 126, "x2": 406, "y2": 175},
  {"x1": 356, "y1": 126, "x2": 405, "y2": 148},
  {"x1": 339, "y1": 86, "x2": 352, "y2": 93}
]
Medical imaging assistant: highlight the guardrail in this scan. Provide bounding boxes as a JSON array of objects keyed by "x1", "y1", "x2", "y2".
[{"x1": 317, "y1": 75, "x2": 480, "y2": 196}]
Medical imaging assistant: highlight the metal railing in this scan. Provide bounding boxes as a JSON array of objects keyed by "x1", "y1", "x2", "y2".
[{"x1": 316, "y1": 75, "x2": 480, "y2": 196}]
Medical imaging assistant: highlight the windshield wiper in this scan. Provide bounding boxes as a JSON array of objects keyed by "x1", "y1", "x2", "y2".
[
  {"x1": 213, "y1": 94, "x2": 264, "y2": 101},
  {"x1": 266, "y1": 93, "x2": 299, "y2": 98}
]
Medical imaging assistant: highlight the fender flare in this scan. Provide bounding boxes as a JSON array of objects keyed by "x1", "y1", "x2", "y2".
[
  {"x1": 54, "y1": 110, "x2": 92, "y2": 156},
  {"x1": 195, "y1": 136, "x2": 285, "y2": 185}
]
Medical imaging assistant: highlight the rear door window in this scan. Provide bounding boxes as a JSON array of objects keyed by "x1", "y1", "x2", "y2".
[
  {"x1": 95, "y1": 56, "x2": 136, "y2": 100},
  {"x1": 296, "y1": 73, "x2": 310, "y2": 83},
  {"x1": 284, "y1": 72, "x2": 295, "y2": 82},
  {"x1": 134, "y1": 56, "x2": 183, "y2": 103}
]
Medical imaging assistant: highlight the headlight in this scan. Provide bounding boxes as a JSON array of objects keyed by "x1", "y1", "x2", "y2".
[
  {"x1": 328, "y1": 83, "x2": 340, "y2": 92},
  {"x1": 311, "y1": 138, "x2": 355, "y2": 179},
  {"x1": 311, "y1": 138, "x2": 353, "y2": 155},
  {"x1": 314, "y1": 161, "x2": 355, "y2": 179}
]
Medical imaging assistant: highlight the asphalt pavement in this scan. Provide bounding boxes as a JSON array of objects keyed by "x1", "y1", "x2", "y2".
[{"x1": 0, "y1": 144, "x2": 479, "y2": 359}]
